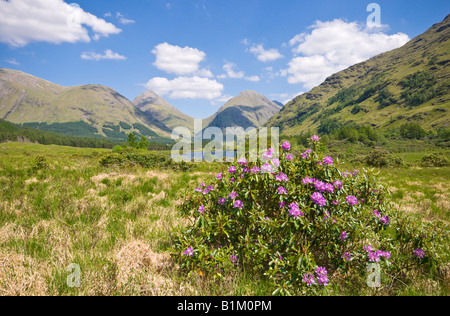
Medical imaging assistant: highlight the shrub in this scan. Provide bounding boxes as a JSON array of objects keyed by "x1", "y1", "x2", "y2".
[
  {"x1": 112, "y1": 145, "x2": 124, "y2": 153},
  {"x1": 421, "y1": 153, "x2": 450, "y2": 167},
  {"x1": 99, "y1": 152, "x2": 193, "y2": 171},
  {"x1": 172, "y1": 137, "x2": 448, "y2": 295},
  {"x1": 364, "y1": 149, "x2": 404, "y2": 168},
  {"x1": 32, "y1": 156, "x2": 48, "y2": 171},
  {"x1": 400, "y1": 123, "x2": 427, "y2": 140}
]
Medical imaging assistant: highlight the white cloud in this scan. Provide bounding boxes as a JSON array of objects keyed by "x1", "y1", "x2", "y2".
[
  {"x1": 116, "y1": 12, "x2": 135, "y2": 25},
  {"x1": 245, "y1": 75, "x2": 260, "y2": 82},
  {"x1": 194, "y1": 68, "x2": 214, "y2": 78},
  {"x1": 0, "y1": 0, "x2": 122, "y2": 47},
  {"x1": 248, "y1": 44, "x2": 283, "y2": 63},
  {"x1": 81, "y1": 49, "x2": 127, "y2": 61},
  {"x1": 152, "y1": 43, "x2": 207, "y2": 76},
  {"x1": 284, "y1": 19, "x2": 410, "y2": 89},
  {"x1": 211, "y1": 94, "x2": 233, "y2": 106},
  {"x1": 5, "y1": 58, "x2": 20, "y2": 66},
  {"x1": 222, "y1": 62, "x2": 244, "y2": 79},
  {"x1": 218, "y1": 62, "x2": 260, "y2": 82},
  {"x1": 271, "y1": 91, "x2": 304, "y2": 105},
  {"x1": 144, "y1": 76, "x2": 224, "y2": 100}
]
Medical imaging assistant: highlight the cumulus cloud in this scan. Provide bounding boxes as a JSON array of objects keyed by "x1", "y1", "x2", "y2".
[
  {"x1": 144, "y1": 76, "x2": 224, "y2": 100},
  {"x1": 116, "y1": 12, "x2": 135, "y2": 25},
  {"x1": 248, "y1": 44, "x2": 283, "y2": 63},
  {"x1": 218, "y1": 62, "x2": 260, "y2": 82},
  {"x1": 0, "y1": 0, "x2": 122, "y2": 47},
  {"x1": 221, "y1": 62, "x2": 244, "y2": 79},
  {"x1": 152, "y1": 43, "x2": 207, "y2": 76},
  {"x1": 81, "y1": 49, "x2": 127, "y2": 61},
  {"x1": 245, "y1": 75, "x2": 260, "y2": 82},
  {"x1": 283, "y1": 19, "x2": 410, "y2": 89}
]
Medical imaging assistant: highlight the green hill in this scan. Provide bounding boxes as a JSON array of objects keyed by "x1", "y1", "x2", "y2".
[
  {"x1": 0, "y1": 68, "x2": 171, "y2": 141},
  {"x1": 0, "y1": 119, "x2": 117, "y2": 148},
  {"x1": 266, "y1": 14, "x2": 450, "y2": 136}
]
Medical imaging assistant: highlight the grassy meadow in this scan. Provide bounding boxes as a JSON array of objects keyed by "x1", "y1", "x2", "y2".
[{"x1": 0, "y1": 142, "x2": 448, "y2": 296}]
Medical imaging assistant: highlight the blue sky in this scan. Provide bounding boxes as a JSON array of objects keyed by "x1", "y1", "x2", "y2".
[{"x1": 0, "y1": 0, "x2": 449, "y2": 119}]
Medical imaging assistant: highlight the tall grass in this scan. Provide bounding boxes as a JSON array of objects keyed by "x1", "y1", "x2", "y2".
[{"x1": 0, "y1": 143, "x2": 448, "y2": 296}]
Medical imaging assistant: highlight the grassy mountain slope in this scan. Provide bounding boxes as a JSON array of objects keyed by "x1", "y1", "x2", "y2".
[
  {"x1": 0, "y1": 68, "x2": 171, "y2": 141},
  {"x1": 132, "y1": 90, "x2": 195, "y2": 132},
  {"x1": 204, "y1": 90, "x2": 282, "y2": 130},
  {"x1": 266, "y1": 14, "x2": 450, "y2": 135}
]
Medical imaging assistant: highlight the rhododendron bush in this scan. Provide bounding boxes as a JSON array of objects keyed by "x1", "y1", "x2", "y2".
[{"x1": 172, "y1": 137, "x2": 448, "y2": 295}]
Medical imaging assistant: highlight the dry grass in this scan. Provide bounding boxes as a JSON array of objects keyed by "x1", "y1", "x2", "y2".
[{"x1": 0, "y1": 251, "x2": 49, "y2": 296}]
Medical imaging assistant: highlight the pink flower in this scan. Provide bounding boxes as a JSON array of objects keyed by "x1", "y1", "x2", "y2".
[
  {"x1": 262, "y1": 149, "x2": 274, "y2": 160},
  {"x1": 311, "y1": 135, "x2": 320, "y2": 142},
  {"x1": 228, "y1": 166, "x2": 236, "y2": 174},
  {"x1": 346, "y1": 195, "x2": 358, "y2": 206},
  {"x1": 198, "y1": 205, "x2": 204, "y2": 214},
  {"x1": 183, "y1": 247, "x2": 194, "y2": 256},
  {"x1": 275, "y1": 172, "x2": 289, "y2": 182},
  {"x1": 414, "y1": 248, "x2": 425, "y2": 259},
  {"x1": 323, "y1": 156, "x2": 333, "y2": 166},
  {"x1": 311, "y1": 192, "x2": 327, "y2": 207},
  {"x1": 302, "y1": 273, "x2": 315, "y2": 286},
  {"x1": 282, "y1": 141, "x2": 291, "y2": 151},
  {"x1": 342, "y1": 252, "x2": 352, "y2": 262},
  {"x1": 301, "y1": 149, "x2": 312, "y2": 159},
  {"x1": 277, "y1": 187, "x2": 288, "y2": 195},
  {"x1": 289, "y1": 203, "x2": 304, "y2": 218},
  {"x1": 380, "y1": 216, "x2": 390, "y2": 225},
  {"x1": 272, "y1": 159, "x2": 280, "y2": 167},
  {"x1": 218, "y1": 198, "x2": 226, "y2": 205},
  {"x1": 237, "y1": 158, "x2": 247, "y2": 165},
  {"x1": 229, "y1": 191, "x2": 239, "y2": 199},
  {"x1": 216, "y1": 173, "x2": 223, "y2": 179},
  {"x1": 286, "y1": 154, "x2": 294, "y2": 161},
  {"x1": 251, "y1": 166, "x2": 260, "y2": 174},
  {"x1": 333, "y1": 181, "x2": 343, "y2": 190},
  {"x1": 233, "y1": 200, "x2": 244, "y2": 210},
  {"x1": 261, "y1": 163, "x2": 272, "y2": 173},
  {"x1": 340, "y1": 231, "x2": 348, "y2": 241}
]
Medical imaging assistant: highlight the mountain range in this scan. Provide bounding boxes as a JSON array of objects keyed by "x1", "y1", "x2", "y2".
[
  {"x1": 0, "y1": 68, "x2": 281, "y2": 141},
  {"x1": 1, "y1": 15, "x2": 449, "y2": 143}
]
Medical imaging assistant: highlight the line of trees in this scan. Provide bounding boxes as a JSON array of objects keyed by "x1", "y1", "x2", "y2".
[{"x1": 0, "y1": 119, "x2": 118, "y2": 149}]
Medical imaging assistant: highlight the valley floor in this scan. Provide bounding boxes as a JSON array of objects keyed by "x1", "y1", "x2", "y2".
[{"x1": 0, "y1": 142, "x2": 448, "y2": 296}]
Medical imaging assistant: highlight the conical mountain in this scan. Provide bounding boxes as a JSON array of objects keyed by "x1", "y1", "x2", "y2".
[
  {"x1": 132, "y1": 90, "x2": 194, "y2": 132},
  {"x1": 204, "y1": 90, "x2": 282, "y2": 130}
]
